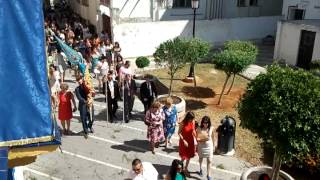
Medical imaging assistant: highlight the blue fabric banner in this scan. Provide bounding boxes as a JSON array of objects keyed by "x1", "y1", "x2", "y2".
[
  {"x1": 0, "y1": 147, "x2": 8, "y2": 180},
  {"x1": 0, "y1": 0, "x2": 53, "y2": 146},
  {"x1": 54, "y1": 35, "x2": 84, "y2": 65}
]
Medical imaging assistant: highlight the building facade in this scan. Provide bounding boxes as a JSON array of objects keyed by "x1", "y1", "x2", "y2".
[
  {"x1": 274, "y1": 0, "x2": 320, "y2": 68},
  {"x1": 282, "y1": 0, "x2": 320, "y2": 20},
  {"x1": 274, "y1": 20, "x2": 320, "y2": 69},
  {"x1": 69, "y1": 0, "x2": 284, "y2": 57}
]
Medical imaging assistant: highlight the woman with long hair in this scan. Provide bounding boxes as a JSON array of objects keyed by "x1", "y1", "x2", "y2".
[
  {"x1": 178, "y1": 111, "x2": 197, "y2": 176},
  {"x1": 105, "y1": 39, "x2": 113, "y2": 66},
  {"x1": 165, "y1": 159, "x2": 186, "y2": 180},
  {"x1": 196, "y1": 116, "x2": 214, "y2": 180},
  {"x1": 113, "y1": 41, "x2": 121, "y2": 63}
]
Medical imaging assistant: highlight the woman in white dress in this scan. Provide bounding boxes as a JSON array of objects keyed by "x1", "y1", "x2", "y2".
[
  {"x1": 48, "y1": 64, "x2": 61, "y2": 109},
  {"x1": 96, "y1": 56, "x2": 109, "y2": 93},
  {"x1": 196, "y1": 116, "x2": 214, "y2": 180}
]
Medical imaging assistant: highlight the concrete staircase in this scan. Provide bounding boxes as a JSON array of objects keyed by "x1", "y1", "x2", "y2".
[{"x1": 255, "y1": 44, "x2": 275, "y2": 67}]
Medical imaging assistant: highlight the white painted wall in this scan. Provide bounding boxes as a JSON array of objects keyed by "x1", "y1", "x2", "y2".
[
  {"x1": 113, "y1": 0, "x2": 152, "y2": 19},
  {"x1": 224, "y1": 0, "x2": 283, "y2": 18},
  {"x1": 69, "y1": 0, "x2": 99, "y2": 28},
  {"x1": 282, "y1": 0, "x2": 320, "y2": 19},
  {"x1": 113, "y1": 16, "x2": 282, "y2": 57},
  {"x1": 314, "y1": 31, "x2": 320, "y2": 60},
  {"x1": 274, "y1": 21, "x2": 320, "y2": 65}
]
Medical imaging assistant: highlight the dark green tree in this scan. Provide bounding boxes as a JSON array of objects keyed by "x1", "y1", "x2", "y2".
[
  {"x1": 223, "y1": 41, "x2": 258, "y2": 94},
  {"x1": 153, "y1": 38, "x2": 187, "y2": 95},
  {"x1": 238, "y1": 65, "x2": 320, "y2": 180},
  {"x1": 135, "y1": 56, "x2": 150, "y2": 73},
  {"x1": 185, "y1": 38, "x2": 210, "y2": 87},
  {"x1": 214, "y1": 48, "x2": 255, "y2": 104}
]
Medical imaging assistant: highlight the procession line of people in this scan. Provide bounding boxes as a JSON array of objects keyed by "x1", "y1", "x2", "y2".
[{"x1": 45, "y1": 4, "x2": 216, "y2": 180}]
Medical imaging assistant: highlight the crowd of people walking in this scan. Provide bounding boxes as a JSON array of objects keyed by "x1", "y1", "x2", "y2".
[{"x1": 44, "y1": 4, "x2": 215, "y2": 180}]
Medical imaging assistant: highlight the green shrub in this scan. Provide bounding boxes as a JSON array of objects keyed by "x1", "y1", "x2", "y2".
[
  {"x1": 238, "y1": 64, "x2": 320, "y2": 179},
  {"x1": 135, "y1": 56, "x2": 150, "y2": 69}
]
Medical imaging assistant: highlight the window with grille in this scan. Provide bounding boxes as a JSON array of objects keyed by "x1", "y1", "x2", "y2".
[
  {"x1": 173, "y1": 0, "x2": 191, "y2": 8},
  {"x1": 237, "y1": 0, "x2": 246, "y2": 7},
  {"x1": 250, "y1": 0, "x2": 258, "y2": 6}
]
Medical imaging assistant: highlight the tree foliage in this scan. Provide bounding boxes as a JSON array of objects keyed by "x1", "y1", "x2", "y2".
[
  {"x1": 153, "y1": 38, "x2": 187, "y2": 95},
  {"x1": 224, "y1": 40, "x2": 258, "y2": 55},
  {"x1": 135, "y1": 56, "x2": 150, "y2": 69},
  {"x1": 184, "y1": 38, "x2": 210, "y2": 64},
  {"x1": 214, "y1": 50, "x2": 253, "y2": 75},
  {"x1": 216, "y1": 40, "x2": 258, "y2": 74},
  {"x1": 238, "y1": 64, "x2": 320, "y2": 179},
  {"x1": 213, "y1": 41, "x2": 258, "y2": 104},
  {"x1": 184, "y1": 38, "x2": 210, "y2": 86}
]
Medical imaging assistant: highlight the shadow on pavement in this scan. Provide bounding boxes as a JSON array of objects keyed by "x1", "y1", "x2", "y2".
[
  {"x1": 111, "y1": 139, "x2": 149, "y2": 153},
  {"x1": 161, "y1": 146, "x2": 178, "y2": 154},
  {"x1": 153, "y1": 163, "x2": 170, "y2": 179}
]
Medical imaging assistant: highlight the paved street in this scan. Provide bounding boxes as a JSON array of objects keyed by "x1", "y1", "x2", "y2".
[{"x1": 24, "y1": 71, "x2": 249, "y2": 180}]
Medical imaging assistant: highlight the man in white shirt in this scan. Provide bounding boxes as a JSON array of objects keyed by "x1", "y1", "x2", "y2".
[
  {"x1": 128, "y1": 159, "x2": 158, "y2": 180},
  {"x1": 119, "y1": 61, "x2": 133, "y2": 80}
]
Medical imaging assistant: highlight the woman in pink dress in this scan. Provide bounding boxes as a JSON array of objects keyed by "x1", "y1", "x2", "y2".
[
  {"x1": 178, "y1": 111, "x2": 197, "y2": 176},
  {"x1": 145, "y1": 101, "x2": 165, "y2": 154},
  {"x1": 58, "y1": 83, "x2": 77, "y2": 135}
]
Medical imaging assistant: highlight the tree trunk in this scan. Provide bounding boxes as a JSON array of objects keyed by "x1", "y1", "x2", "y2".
[
  {"x1": 193, "y1": 64, "x2": 197, "y2": 87},
  {"x1": 188, "y1": 62, "x2": 195, "y2": 77},
  {"x1": 271, "y1": 148, "x2": 282, "y2": 180},
  {"x1": 225, "y1": 74, "x2": 236, "y2": 95},
  {"x1": 217, "y1": 74, "x2": 230, "y2": 105},
  {"x1": 169, "y1": 76, "x2": 173, "y2": 96}
]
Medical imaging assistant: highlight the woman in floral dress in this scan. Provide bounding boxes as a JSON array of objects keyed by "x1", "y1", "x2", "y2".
[{"x1": 145, "y1": 101, "x2": 165, "y2": 154}]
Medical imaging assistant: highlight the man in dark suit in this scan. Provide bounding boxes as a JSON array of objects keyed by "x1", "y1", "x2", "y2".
[
  {"x1": 123, "y1": 74, "x2": 137, "y2": 123},
  {"x1": 140, "y1": 79, "x2": 157, "y2": 114},
  {"x1": 75, "y1": 76, "x2": 94, "y2": 138},
  {"x1": 103, "y1": 71, "x2": 120, "y2": 123}
]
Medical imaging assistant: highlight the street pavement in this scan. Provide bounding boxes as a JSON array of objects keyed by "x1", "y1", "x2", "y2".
[{"x1": 24, "y1": 71, "x2": 250, "y2": 180}]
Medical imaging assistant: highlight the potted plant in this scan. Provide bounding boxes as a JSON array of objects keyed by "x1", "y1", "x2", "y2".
[
  {"x1": 153, "y1": 38, "x2": 187, "y2": 118},
  {"x1": 134, "y1": 56, "x2": 155, "y2": 89},
  {"x1": 238, "y1": 64, "x2": 320, "y2": 180}
]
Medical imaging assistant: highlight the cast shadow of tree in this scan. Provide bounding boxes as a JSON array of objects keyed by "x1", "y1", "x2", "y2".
[
  {"x1": 185, "y1": 99, "x2": 208, "y2": 111},
  {"x1": 182, "y1": 86, "x2": 215, "y2": 98}
]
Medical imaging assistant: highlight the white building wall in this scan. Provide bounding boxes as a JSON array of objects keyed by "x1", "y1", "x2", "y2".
[
  {"x1": 114, "y1": 16, "x2": 282, "y2": 58},
  {"x1": 69, "y1": 0, "x2": 99, "y2": 28},
  {"x1": 224, "y1": 0, "x2": 283, "y2": 18},
  {"x1": 274, "y1": 21, "x2": 320, "y2": 65},
  {"x1": 313, "y1": 31, "x2": 320, "y2": 60},
  {"x1": 282, "y1": 0, "x2": 320, "y2": 19},
  {"x1": 113, "y1": 0, "x2": 152, "y2": 19}
]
